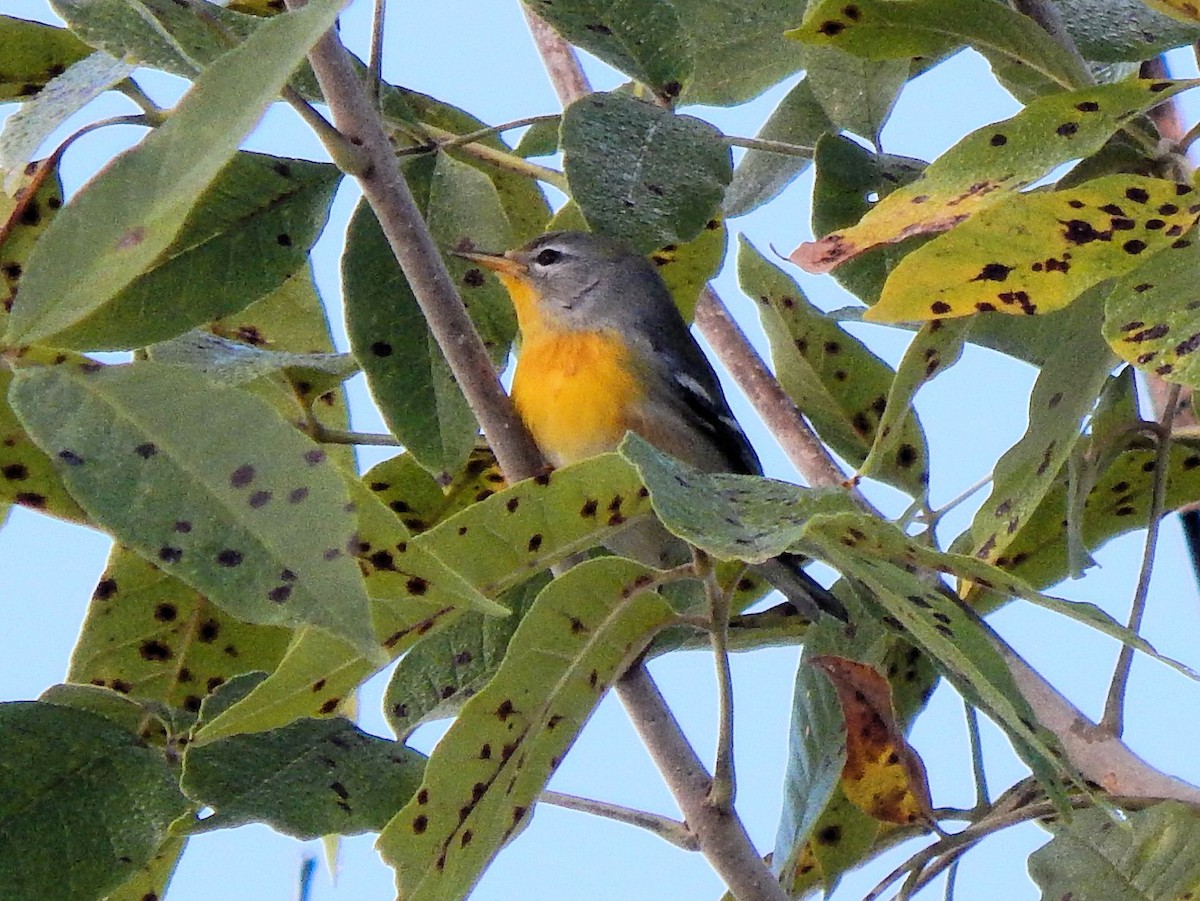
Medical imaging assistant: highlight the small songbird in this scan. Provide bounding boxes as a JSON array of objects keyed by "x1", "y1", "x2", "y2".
[{"x1": 458, "y1": 230, "x2": 845, "y2": 621}]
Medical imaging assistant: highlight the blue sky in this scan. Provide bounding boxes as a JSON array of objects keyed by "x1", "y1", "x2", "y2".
[{"x1": 3, "y1": 2, "x2": 1200, "y2": 899}]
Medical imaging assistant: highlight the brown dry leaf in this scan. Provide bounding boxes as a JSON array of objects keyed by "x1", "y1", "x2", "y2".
[{"x1": 811, "y1": 655, "x2": 933, "y2": 826}]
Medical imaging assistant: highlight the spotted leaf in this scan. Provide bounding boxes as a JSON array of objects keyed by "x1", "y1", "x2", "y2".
[
  {"x1": 810, "y1": 656, "x2": 933, "y2": 826},
  {"x1": 789, "y1": 0, "x2": 1090, "y2": 97},
  {"x1": 8, "y1": 360, "x2": 377, "y2": 656},
  {"x1": 380, "y1": 557, "x2": 675, "y2": 901},
  {"x1": 791, "y1": 81, "x2": 1198, "y2": 275},
  {"x1": 739, "y1": 238, "x2": 929, "y2": 496},
  {"x1": 561, "y1": 91, "x2": 732, "y2": 253},
  {"x1": 1104, "y1": 231, "x2": 1200, "y2": 385},
  {"x1": 67, "y1": 547, "x2": 292, "y2": 715},
  {"x1": 344, "y1": 153, "x2": 515, "y2": 476},
  {"x1": 0, "y1": 15, "x2": 92, "y2": 101},
  {"x1": 182, "y1": 714, "x2": 426, "y2": 839},
  {"x1": 964, "y1": 296, "x2": 1117, "y2": 569},
  {"x1": 3, "y1": 0, "x2": 346, "y2": 346},
  {"x1": 865, "y1": 176, "x2": 1200, "y2": 323}
]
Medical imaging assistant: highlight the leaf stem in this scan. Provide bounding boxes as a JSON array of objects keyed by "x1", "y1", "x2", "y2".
[
  {"x1": 963, "y1": 701, "x2": 990, "y2": 810},
  {"x1": 539, "y1": 790, "x2": 699, "y2": 850},
  {"x1": 1099, "y1": 382, "x2": 1181, "y2": 736},
  {"x1": 281, "y1": 86, "x2": 371, "y2": 175},
  {"x1": 724, "y1": 135, "x2": 814, "y2": 158},
  {"x1": 402, "y1": 122, "x2": 569, "y2": 191},
  {"x1": 310, "y1": 425, "x2": 402, "y2": 447},
  {"x1": 699, "y1": 550, "x2": 737, "y2": 811}
]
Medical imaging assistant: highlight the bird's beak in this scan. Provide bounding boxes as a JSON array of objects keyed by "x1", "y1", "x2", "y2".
[{"x1": 453, "y1": 248, "x2": 528, "y2": 278}]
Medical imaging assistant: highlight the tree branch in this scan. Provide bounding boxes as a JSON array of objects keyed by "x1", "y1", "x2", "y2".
[
  {"x1": 285, "y1": 0, "x2": 545, "y2": 483},
  {"x1": 617, "y1": 665, "x2": 790, "y2": 901}
]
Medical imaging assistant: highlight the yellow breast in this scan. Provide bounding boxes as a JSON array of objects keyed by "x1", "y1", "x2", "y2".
[{"x1": 511, "y1": 329, "x2": 645, "y2": 466}]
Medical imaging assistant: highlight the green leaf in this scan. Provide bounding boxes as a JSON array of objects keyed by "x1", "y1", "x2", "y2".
[
  {"x1": 1056, "y1": 0, "x2": 1200, "y2": 62},
  {"x1": 0, "y1": 364, "x2": 86, "y2": 522},
  {"x1": 793, "y1": 80, "x2": 1199, "y2": 276},
  {"x1": 51, "y1": 153, "x2": 340, "y2": 350},
  {"x1": 380, "y1": 557, "x2": 675, "y2": 901},
  {"x1": 998, "y1": 437, "x2": 1200, "y2": 592},
  {"x1": 738, "y1": 238, "x2": 930, "y2": 495},
  {"x1": 619, "y1": 433, "x2": 858, "y2": 563},
  {"x1": 1030, "y1": 802, "x2": 1200, "y2": 897},
  {"x1": 8, "y1": 360, "x2": 377, "y2": 656},
  {"x1": 68, "y1": 546, "x2": 292, "y2": 712},
  {"x1": 0, "y1": 701, "x2": 189, "y2": 901},
  {"x1": 650, "y1": 218, "x2": 728, "y2": 321},
  {"x1": 867, "y1": 176, "x2": 1200, "y2": 323},
  {"x1": 385, "y1": 575, "x2": 548, "y2": 741},
  {"x1": 810, "y1": 134, "x2": 928, "y2": 305},
  {"x1": 0, "y1": 51, "x2": 135, "y2": 185},
  {"x1": 799, "y1": 514, "x2": 1073, "y2": 800},
  {"x1": 5, "y1": 0, "x2": 346, "y2": 346},
  {"x1": 182, "y1": 715, "x2": 426, "y2": 839},
  {"x1": 670, "y1": 0, "x2": 807, "y2": 105},
  {"x1": 0, "y1": 15, "x2": 92, "y2": 100},
  {"x1": 1, "y1": 158, "x2": 64, "y2": 327},
  {"x1": 48, "y1": 0, "x2": 260, "y2": 75},
  {"x1": 965, "y1": 293, "x2": 1117, "y2": 565},
  {"x1": 146, "y1": 330, "x2": 358, "y2": 394},
  {"x1": 803, "y1": 45, "x2": 907, "y2": 144},
  {"x1": 524, "y1": 0, "x2": 693, "y2": 100},
  {"x1": 1105, "y1": 229, "x2": 1200, "y2": 385},
  {"x1": 344, "y1": 153, "x2": 515, "y2": 476},
  {"x1": 723, "y1": 78, "x2": 831, "y2": 218},
  {"x1": 561, "y1": 91, "x2": 732, "y2": 252},
  {"x1": 100, "y1": 836, "x2": 186, "y2": 901},
  {"x1": 414, "y1": 453, "x2": 654, "y2": 596},
  {"x1": 790, "y1": 0, "x2": 1090, "y2": 95},
  {"x1": 514, "y1": 118, "x2": 560, "y2": 158}
]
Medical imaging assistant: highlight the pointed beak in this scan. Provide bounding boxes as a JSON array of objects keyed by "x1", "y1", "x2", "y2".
[{"x1": 453, "y1": 248, "x2": 528, "y2": 279}]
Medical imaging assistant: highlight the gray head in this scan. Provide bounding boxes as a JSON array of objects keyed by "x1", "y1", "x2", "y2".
[{"x1": 460, "y1": 231, "x2": 679, "y2": 335}]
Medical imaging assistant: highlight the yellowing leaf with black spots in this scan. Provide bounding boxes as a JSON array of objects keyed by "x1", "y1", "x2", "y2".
[
  {"x1": 791, "y1": 0, "x2": 1090, "y2": 96},
  {"x1": 380, "y1": 557, "x2": 675, "y2": 901},
  {"x1": 866, "y1": 176, "x2": 1200, "y2": 323},
  {"x1": 738, "y1": 238, "x2": 929, "y2": 496},
  {"x1": 791, "y1": 80, "x2": 1199, "y2": 275},
  {"x1": 1105, "y1": 233, "x2": 1200, "y2": 385},
  {"x1": 0, "y1": 364, "x2": 85, "y2": 522},
  {"x1": 8, "y1": 361, "x2": 377, "y2": 657},
  {"x1": 68, "y1": 547, "x2": 291, "y2": 714},
  {"x1": 1, "y1": 159, "x2": 64, "y2": 323},
  {"x1": 810, "y1": 656, "x2": 932, "y2": 827},
  {"x1": 413, "y1": 453, "x2": 654, "y2": 598},
  {"x1": 651, "y1": 217, "x2": 727, "y2": 322},
  {"x1": 0, "y1": 16, "x2": 92, "y2": 101}
]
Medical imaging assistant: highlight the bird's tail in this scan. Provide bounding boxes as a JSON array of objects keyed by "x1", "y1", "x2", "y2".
[{"x1": 751, "y1": 552, "x2": 848, "y2": 622}]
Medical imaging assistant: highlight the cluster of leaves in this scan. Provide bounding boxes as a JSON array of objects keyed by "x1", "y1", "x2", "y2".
[{"x1": 4, "y1": 1, "x2": 1200, "y2": 899}]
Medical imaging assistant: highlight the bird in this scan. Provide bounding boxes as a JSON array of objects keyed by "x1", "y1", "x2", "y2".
[{"x1": 457, "y1": 230, "x2": 846, "y2": 621}]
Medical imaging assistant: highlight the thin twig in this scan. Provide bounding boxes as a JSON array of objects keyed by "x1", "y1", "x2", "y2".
[
  {"x1": 963, "y1": 702, "x2": 990, "y2": 812},
  {"x1": 281, "y1": 86, "x2": 368, "y2": 174},
  {"x1": 698, "y1": 550, "x2": 736, "y2": 811},
  {"x1": 408, "y1": 122, "x2": 568, "y2": 189},
  {"x1": 540, "y1": 790, "x2": 699, "y2": 851},
  {"x1": 413, "y1": 114, "x2": 560, "y2": 152},
  {"x1": 284, "y1": 0, "x2": 545, "y2": 482},
  {"x1": 115, "y1": 78, "x2": 166, "y2": 120},
  {"x1": 311, "y1": 426, "x2": 402, "y2": 447},
  {"x1": 1100, "y1": 383, "x2": 1182, "y2": 736},
  {"x1": 368, "y1": 0, "x2": 386, "y2": 106},
  {"x1": 724, "y1": 135, "x2": 815, "y2": 157}
]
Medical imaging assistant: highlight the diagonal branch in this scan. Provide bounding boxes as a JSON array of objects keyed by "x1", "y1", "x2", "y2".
[{"x1": 285, "y1": 0, "x2": 545, "y2": 483}]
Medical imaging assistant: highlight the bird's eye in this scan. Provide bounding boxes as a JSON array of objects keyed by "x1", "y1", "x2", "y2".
[{"x1": 534, "y1": 248, "x2": 563, "y2": 266}]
